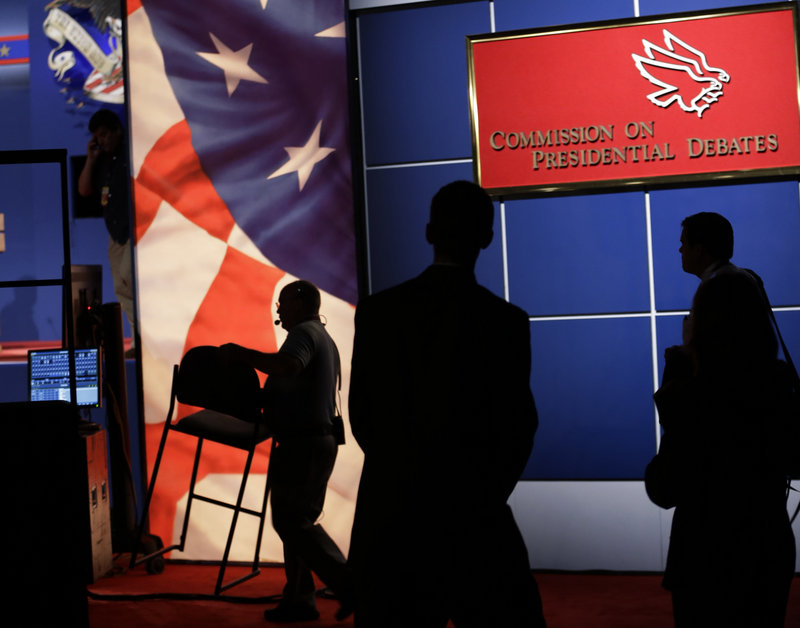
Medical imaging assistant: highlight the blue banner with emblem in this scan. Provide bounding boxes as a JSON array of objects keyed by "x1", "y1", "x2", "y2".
[{"x1": 42, "y1": 1, "x2": 124, "y2": 106}]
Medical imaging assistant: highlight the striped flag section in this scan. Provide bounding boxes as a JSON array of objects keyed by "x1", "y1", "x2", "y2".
[{"x1": 127, "y1": 0, "x2": 360, "y2": 561}]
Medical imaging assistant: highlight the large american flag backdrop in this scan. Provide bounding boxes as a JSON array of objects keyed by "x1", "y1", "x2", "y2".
[{"x1": 127, "y1": 0, "x2": 360, "y2": 561}]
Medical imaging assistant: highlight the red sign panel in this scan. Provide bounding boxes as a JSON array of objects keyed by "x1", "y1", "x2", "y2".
[{"x1": 467, "y1": 3, "x2": 800, "y2": 195}]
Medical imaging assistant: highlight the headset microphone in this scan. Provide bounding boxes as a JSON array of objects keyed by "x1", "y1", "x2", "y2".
[{"x1": 274, "y1": 319, "x2": 281, "y2": 326}]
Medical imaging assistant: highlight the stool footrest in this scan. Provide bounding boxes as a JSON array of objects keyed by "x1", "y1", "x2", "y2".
[
  {"x1": 131, "y1": 542, "x2": 181, "y2": 568},
  {"x1": 193, "y1": 492, "x2": 264, "y2": 518}
]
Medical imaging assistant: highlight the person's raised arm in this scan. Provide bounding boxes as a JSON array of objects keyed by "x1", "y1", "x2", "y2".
[
  {"x1": 220, "y1": 343, "x2": 303, "y2": 377},
  {"x1": 78, "y1": 136, "x2": 101, "y2": 197}
]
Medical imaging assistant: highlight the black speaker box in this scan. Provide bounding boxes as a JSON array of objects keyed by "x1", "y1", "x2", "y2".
[{"x1": 0, "y1": 401, "x2": 97, "y2": 627}]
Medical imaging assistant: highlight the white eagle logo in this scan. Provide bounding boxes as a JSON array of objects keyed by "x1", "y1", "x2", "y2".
[{"x1": 632, "y1": 29, "x2": 730, "y2": 118}]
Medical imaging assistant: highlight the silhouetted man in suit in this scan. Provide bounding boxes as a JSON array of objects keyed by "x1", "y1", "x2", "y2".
[
  {"x1": 646, "y1": 212, "x2": 795, "y2": 627},
  {"x1": 348, "y1": 181, "x2": 546, "y2": 627}
]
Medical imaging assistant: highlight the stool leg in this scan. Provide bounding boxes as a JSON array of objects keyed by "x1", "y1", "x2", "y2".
[
  {"x1": 214, "y1": 447, "x2": 256, "y2": 595},
  {"x1": 130, "y1": 418, "x2": 172, "y2": 568},
  {"x1": 179, "y1": 438, "x2": 204, "y2": 551}
]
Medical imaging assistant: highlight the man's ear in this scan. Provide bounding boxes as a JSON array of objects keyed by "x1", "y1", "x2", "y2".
[
  {"x1": 478, "y1": 229, "x2": 493, "y2": 250},
  {"x1": 425, "y1": 223, "x2": 435, "y2": 245}
]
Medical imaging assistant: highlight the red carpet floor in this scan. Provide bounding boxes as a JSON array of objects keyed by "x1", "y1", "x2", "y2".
[{"x1": 88, "y1": 558, "x2": 800, "y2": 627}]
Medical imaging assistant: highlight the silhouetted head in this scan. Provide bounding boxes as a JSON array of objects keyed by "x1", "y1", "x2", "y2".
[
  {"x1": 88, "y1": 109, "x2": 123, "y2": 154},
  {"x1": 276, "y1": 280, "x2": 321, "y2": 330},
  {"x1": 426, "y1": 180, "x2": 494, "y2": 268},
  {"x1": 680, "y1": 212, "x2": 733, "y2": 277}
]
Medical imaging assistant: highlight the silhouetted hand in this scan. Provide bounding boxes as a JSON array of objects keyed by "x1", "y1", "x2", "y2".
[
  {"x1": 86, "y1": 137, "x2": 101, "y2": 162},
  {"x1": 219, "y1": 342, "x2": 245, "y2": 364},
  {"x1": 662, "y1": 344, "x2": 694, "y2": 384}
]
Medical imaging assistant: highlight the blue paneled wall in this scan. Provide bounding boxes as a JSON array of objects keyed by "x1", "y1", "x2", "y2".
[
  {"x1": 0, "y1": 0, "x2": 144, "y2": 515},
  {"x1": 0, "y1": 2, "x2": 129, "y2": 344},
  {"x1": 353, "y1": 0, "x2": 800, "y2": 480}
]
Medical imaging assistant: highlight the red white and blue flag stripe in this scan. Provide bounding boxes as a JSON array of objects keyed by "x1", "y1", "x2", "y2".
[{"x1": 127, "y1": 0, "x2": 359, "y2": 561}]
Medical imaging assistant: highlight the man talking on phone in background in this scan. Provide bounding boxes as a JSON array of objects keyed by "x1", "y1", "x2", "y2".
[{"x1": 78, "y1": 108, "x2": 136, "y2": 356}]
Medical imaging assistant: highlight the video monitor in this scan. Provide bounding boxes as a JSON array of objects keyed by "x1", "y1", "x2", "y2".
[{"x1": 28, "y1": 347, "x2": 102, "y2": 408}]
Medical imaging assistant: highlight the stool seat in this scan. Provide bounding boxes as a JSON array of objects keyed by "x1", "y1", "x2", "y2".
[{"x1": 174, "y1": 410, "x2": 271, "y2": 449}]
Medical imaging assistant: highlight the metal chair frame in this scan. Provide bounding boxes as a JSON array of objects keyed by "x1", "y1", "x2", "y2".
[{"x1": 130, "y1": 350, "x2": 273, "y2": 595}]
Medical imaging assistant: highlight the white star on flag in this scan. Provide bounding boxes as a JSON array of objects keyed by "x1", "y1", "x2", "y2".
[
  {"x1": 315, "y1": 22, "x2": 345, "y2": 38},
  {"x1": 267, "y1": 121, "x2": 335, "y2": 191},
  {"x1": 197, "y1": 32, "x2": 268, "y2": 96}
]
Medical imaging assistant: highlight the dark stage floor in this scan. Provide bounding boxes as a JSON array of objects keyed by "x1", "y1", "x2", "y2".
[{"x1": 86, "y1": 558, "x2": 800, "y2": 627}]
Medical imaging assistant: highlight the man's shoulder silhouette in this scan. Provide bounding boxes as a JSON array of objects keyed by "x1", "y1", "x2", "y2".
[{"x1": 364, "y1": 264, "x2": 525, "y2": 319}]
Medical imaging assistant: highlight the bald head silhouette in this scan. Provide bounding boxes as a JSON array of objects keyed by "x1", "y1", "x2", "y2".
[{"x1": 426, "y1": 180, "x2": 494, "y2": 269}]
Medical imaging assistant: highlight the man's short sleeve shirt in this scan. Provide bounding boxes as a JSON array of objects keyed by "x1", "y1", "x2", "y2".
[{"x1": 265, "y1": 320, "x2": 339, "y2": 437}]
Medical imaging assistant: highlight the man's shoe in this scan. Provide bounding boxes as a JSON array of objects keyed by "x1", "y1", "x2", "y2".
[{"x1": 263, "y1": 604, "x2": 320, "y2": 623}]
